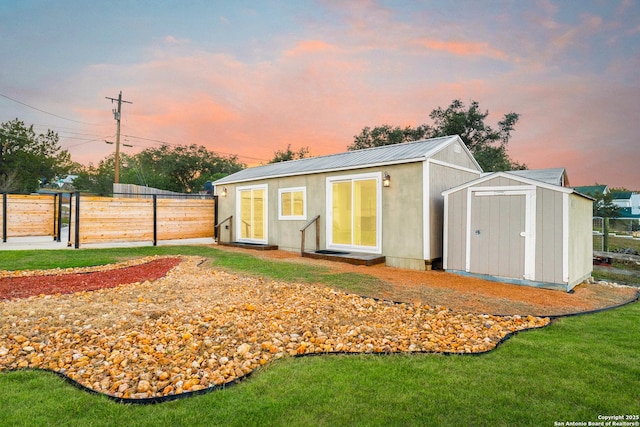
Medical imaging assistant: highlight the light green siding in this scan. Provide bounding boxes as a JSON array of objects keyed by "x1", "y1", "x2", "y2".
[
  {"x1": 432, "y1": 140, "x2": 478, "y2": 170},
  {"x1": 428, "y1": 163, "x2": 480, "y2": 260}
]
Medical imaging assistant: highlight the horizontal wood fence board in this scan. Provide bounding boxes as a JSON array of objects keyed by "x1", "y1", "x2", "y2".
[
  {"x1": 79, "y1": 234, "x2": 153, "y2": 244},
  {"x1": 157, "y1": 230, "x2": 213, "y2": 240},
  {"x1": 158, "y1": 226, "x2": 213, "y2": 237},
  {"x1": 79, "y1": 223, "x2": 154, "y2": 233},
  {"x1": 157, "y1": 215, "x2": 215, "y2": 224}
]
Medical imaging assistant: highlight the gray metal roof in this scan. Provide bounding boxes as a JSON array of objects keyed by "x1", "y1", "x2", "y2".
[
  {"x1": 503, "y1": 168, "x2": 568, "y2": 186},
  {"x1": 214, "y1": 135, "x2": 474, "y2": 185}
]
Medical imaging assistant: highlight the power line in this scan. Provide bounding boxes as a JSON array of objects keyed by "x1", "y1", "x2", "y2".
[
  {"x1": 0, "y1": 93, "x2": 101, "y2": 125},
  {"x1": 122, "y1": 134, "x2": 267, "y2": 162},
  {"x1": 65, "y1": 136, "x2": 114, "y2": 149},
  {"x1": 0, "y1": 128, "x2": 113, "y2": 150}
]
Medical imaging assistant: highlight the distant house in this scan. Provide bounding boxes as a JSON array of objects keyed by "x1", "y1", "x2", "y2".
[
  {"x1": 573, "y1": 185, "x2": 640, "y2": 218},
  {"x1": 574, "y1": 184, "x2": 609, "y2": 198},
  {"x1": 56, "y1": 175, "x2": 78, "y2": 190},
  {"x1": 213, "y1": 136, "x2": 482, "y2": 270},
  {"x1": 610, "y1": 191, "x2": 640, "y2": 217}
]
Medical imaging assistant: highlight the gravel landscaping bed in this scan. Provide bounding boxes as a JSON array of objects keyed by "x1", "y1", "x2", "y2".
[{"x1": 0, "y1": 256, "x2": 550, "y2": 401}]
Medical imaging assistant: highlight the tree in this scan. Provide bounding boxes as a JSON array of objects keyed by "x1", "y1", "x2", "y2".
[
  {"x1": 268, "y1": 145, "x2": 310, "y2": 163},
  {"x1": 74, "y1": 144, "x2": 246, "y2": 194},
  {"x1": 348, "y1": 100, "x2": 525, "y2": 171},
  {"x1": 73, "y1": 155, "x2": 118, "y2": 196},
  {"x1": 349, "y1": 125, "x2": 429, "y2": 151},
  {"x1": 0, "y1": 119, "x2": 74, "y2": 192}
]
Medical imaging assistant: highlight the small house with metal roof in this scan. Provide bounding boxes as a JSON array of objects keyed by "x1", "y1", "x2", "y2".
[
  {"x1": 503, "y1": 168, "x2": 569, "y2": 187},
  {"x1": 611, "y1": 191, "x2": 640, "y2": 217},
  {"x1": 442, "y1": 171, "x2": 593, "y2": 291},
  {"x1": 213, "y1": 135, "x2": 482, "y2": 270},
  {"x1": 574, "y1": 184, "x2": 609, "y2": 198}
]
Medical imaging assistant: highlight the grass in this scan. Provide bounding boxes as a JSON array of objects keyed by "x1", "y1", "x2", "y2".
[
  {"x1": 0, "y1": 246, "x2": 391, "y2": 300},
  {"x1": 0, "y1": 246, "x2": 639, "y2": 426},
  {"x1": 594, "y1": 234, "x2": 640, "y2": 253}
]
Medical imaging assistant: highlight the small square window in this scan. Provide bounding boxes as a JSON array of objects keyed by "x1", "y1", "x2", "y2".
[{"x1": 278, "y1": 187, "x2": 306, "y2": 220}]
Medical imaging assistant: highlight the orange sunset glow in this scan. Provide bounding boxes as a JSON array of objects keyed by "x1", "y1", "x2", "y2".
[{"x1": 1, "y1": 1, "x2": 638, "y2": 188}]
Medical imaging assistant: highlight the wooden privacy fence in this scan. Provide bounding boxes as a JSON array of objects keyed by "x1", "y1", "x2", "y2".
[
  {"x1": 68, "y1": 193, "x2": 217, "y2": 248},
  {"x1": 1, "y1": 192, "x2": 217, "y2": 248},
  {"x1": 1, "y1": 193, "x2": 63, "y2": 241}
]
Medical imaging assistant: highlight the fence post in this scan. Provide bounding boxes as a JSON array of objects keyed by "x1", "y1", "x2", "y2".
[
  {"x1": 153, "y1": 194, "x2": 157, "y2": 246},
  {"x1": 67, "y1": 193, "x2": 73, "y2": 246},
  {"x1": 214, "y1": 195, "x2": 218, "y2": 240},
  {"x1": 56, "y1": 193, "x2": 63, "y2": 242},
  {"x1": 2, "y1": 193, "x2": 6, "y2": 243},
  {"x1": 74, "y1": 191, "x2": 80, "y2": 249},
  {"x1": 52, "y1": 193, "x2": 58, "y2": 241}
]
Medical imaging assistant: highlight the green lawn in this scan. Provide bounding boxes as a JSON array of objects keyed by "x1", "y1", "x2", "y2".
[{"x1": 1, "y1": 246, "x2": 638, "y2": 426}]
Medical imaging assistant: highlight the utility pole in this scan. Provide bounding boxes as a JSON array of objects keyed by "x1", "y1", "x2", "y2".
[{"x1": 105, "y1": 91, "x2": 132, "y2": 183}]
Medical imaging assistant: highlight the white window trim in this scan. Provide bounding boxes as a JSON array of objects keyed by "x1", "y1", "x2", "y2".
[
  {"x1": 278, "y1": 186, "x2": 307, "y2": 221},
  {"x1": 235, "y1": 184, "x2": 268, "y2": 244},
  {"x1": 326, "y1": 172, "x2": 382, "y2": 254}
]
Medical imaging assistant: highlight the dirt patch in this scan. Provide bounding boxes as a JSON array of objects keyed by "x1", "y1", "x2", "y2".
[{"x1": 214, "y1": 246, "x2": 639, "y2": 316}]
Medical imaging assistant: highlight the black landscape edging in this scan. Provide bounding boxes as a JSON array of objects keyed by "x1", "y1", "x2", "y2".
[{"x1": 18, "y1": 367, "x2": 253, "y2": 405}]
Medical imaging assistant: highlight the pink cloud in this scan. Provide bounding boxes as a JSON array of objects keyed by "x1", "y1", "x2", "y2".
[
  {"x1": 284, "y1": 40, "x2": 337, "y2": 56},
  {"x1": 414, "y1": 38, "x2": 509, "y2": 61},
  {"x1": 551, "y1": 14, "x2": 602, "y2": 51}
]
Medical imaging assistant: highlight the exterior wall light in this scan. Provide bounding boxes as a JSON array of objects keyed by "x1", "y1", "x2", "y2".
[
  {"x1": 221, "y1": 187, "x2": 228, "y2": 197},
  {"x1": 383, "y1": 172, "x2": 391, "y2": 187}
]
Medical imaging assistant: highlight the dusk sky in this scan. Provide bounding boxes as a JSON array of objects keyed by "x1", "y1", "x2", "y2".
[{"x1": 1, "y1": 0, "x2": 638, "y2": 188}]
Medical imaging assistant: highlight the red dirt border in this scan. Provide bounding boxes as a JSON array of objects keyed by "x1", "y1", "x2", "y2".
[{"x1": 0, "y1": 257, "x2": 182, "y2": 301}]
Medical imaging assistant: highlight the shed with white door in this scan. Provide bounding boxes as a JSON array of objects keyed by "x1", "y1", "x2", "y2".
[{"x1": 442, "y1": 171, "x2": 593, "y2": 291}]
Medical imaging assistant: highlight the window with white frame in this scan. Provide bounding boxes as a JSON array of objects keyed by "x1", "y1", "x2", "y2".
[{"x1": 278, "y1": 187, "x2": 306, "y2": 220}]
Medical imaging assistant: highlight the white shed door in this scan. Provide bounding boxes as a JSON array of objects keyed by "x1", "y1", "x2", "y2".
[{"x1": 468, "y1": 189, "x2": 535, "y2": 280}]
